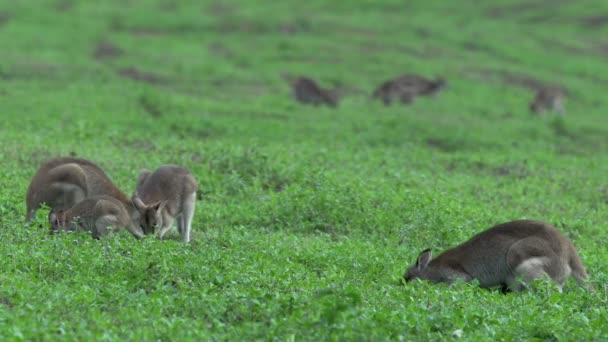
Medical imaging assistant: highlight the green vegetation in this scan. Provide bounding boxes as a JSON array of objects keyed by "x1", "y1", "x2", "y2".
[{"x1": 1, "y1": 0, "x2": 607, "y2": 340}]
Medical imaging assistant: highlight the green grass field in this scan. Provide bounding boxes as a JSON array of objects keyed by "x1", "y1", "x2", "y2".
[{"x1": 1, "y1": 0, "x2": 608, "y2": 340}]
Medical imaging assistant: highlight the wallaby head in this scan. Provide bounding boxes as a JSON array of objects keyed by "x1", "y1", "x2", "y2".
[
  {"x1": 49, "y1": 195, "x2": 143, "y2": 239},
  {"x1": 403, "y1": 220, "x2": 591, "y2": 292},
  {"x1": 49, "y1": 209, "x2": 85, "y2": 234},
  {"x1": 132, "y1": 194, "x2": 168, "y2": 235},
  {"x1": 404, "y1": 248, "x2": 434, "y2": 282},
  {"x1": 133, "y1": 165, "x2": 198, "y2": 242}
]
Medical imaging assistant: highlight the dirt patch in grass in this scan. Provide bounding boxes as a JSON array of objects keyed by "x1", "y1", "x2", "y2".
[
  {"x1": 0, "y1": 12, "x2": 11, "y2": 28},
  {"x1": 124, "y1": 139, "x2": 156, "y2": 152},
  {"x1": 93, "y1": 42, "x2": 123, "y2": 60},
  {"x1": 426, "y1": 138, "x2": 459, "y2": 152},
  {"x1": 463, "y1": 41, "x2": 520, "y2": 63},
  {"x1": 158, "y1": 1, "x2": 178, "y2": 12},
  {"x1": 206, "y1": 2, "x2": 236, "y2": 15},
  {"x1": 54, "y1": 0, "x2": 74, "y2": 12},
  {"x1": 445, "y1": 160, "x2": 529, "y2": 178},
  {"x1": 208, "y1": 42, "x2": 233, "y2": 57},
  {"x1": 138, "y1": 95, "x2": 163, "y2": 117},
  {"x1": 462, "y1": 67, "x2": 560, "y2": 91},
  {"x1": 117, "y1": 67, "x2": 165, "y2": 85},
  {"x1": 579, "y1": 15, "x2": 608, "y2": 28},
  {"x1": 130, "y1": 28, "x2": 169, "y2": 36},
  {"x1": 532, "y1": 34, "x2": 608, "y2": 60},
  {"x1": 486, "y1": 0, "x2": 563, "y2": 18},
  {"x1": 1, "y1": 63, "x2": 65, "y2": 81}
]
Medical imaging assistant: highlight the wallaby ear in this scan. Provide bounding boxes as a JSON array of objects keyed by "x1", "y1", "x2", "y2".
[
  {"x1": 132, "y1": 194, "x2": 147, "y2": 212},
  {"x1": 415, "y1": 249, "x2": 432, "y2": 270},
  {"x1": 154, "y1": 200, "x2": 168, "y2": 213}
]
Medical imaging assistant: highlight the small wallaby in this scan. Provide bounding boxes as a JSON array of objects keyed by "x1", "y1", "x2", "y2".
[
  {"x1": 291, "y1": 76, "x2": 338, "y2": 107},
  {"x1": 49, "y1": 195, "x2": 142, "y2": 239},
  {"x1": 404, "y1": 220, "x2": 591, "y2": 292},
  {"x1": 373, "y1": 74, "x2": 446, "y2": 105},
  {"x1": 26, "y1": 157, "x2": 130, "y2": 222},
  {"x1": 529, "y1": 87, "x2": 565, "y2": 115},
  {"x1": 132, "y1": 165, "x2": 198, "y2": 242}
]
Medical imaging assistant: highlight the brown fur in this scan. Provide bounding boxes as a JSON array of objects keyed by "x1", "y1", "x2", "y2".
[
  {"x1": 291, "y1": 77, "x2": 338, "y2": 107},
  {"x1": 529, "y1": 87, "x2": 565, "y2": 115},
  {"x1": 49, "y1": 195, "x2": 141, "y2": 239},
  {"x1": 404, "y1": 220, "x2": 591, "y2": 292},
  {"x1": 26, "y1": 157, "x2": 132, "y2": 221},
  {"x1": 373, "y1": 74, "x2": 446, "y2": 105},
  {"x1": 132, "y1": 165, "x2": 198, "y2": 242}
]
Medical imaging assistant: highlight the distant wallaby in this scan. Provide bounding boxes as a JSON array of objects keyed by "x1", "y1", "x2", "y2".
[
  {"x1": 404, "y1": 220, "x2": 591, "y2": 292},
  {"x1": 373, "y1": 74, "x2": 446, "y2": 105},
  {"x1": 291, "y1": 77, "x2": 338, "y2": 107},
  {"x1": 49, "y1": 195, "x2": 142, "y2": 239},
  {"x1": 26, "y1": 157, "x2": 145, "y2": 238},
  {"x1": 132, "y1": 165, "x2": 198, "y2": 242},
  {"x1": 529, "y1": 87, "x2": 565, "y2": 115},
  {"x1": 26, "y1": 157, "x2": 130, "y2": 222}
]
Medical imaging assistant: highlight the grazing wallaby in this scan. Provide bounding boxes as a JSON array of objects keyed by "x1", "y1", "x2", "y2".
[
  {"x1": 529, "y1": 87, "x2": 565, "y2": 115},
  {"x1": 26, "y1": 157, "x2": 145, "y2": 238},
  {"x1": 373, "y1": 74, "x2": 446, "y2": 105},
  {"x1": 26, "y1": 157, "x2": 127, "y2": 221},
  {"x1": 49, "y1": 195, "x2": 142, "y2": 239},
  {"x1": 291, "y1": 76, "x2": 338, "y2": 107},
  {"x1": 404, "y1": 220, "x2": 591, "y2": 292},
  {"x1": 132, "y1": 165, "x2": 198, "y2": 242}
]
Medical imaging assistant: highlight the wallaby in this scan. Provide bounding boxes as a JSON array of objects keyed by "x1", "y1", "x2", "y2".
[
  {"x1": 291, "y1": 76, "x2": 338, "y2": 107},
  {"x1": 404, "y1": 220, "x2": 591, "y2": 292},
  {"x1": 49, "y1": 195, "x2": 141, "y2": 239},
  {"x1": 132, "y1": 165, "x2": 198, "y2": 242},
  {"x1": 373, "y1": 74, "x2": 446, "y2": 105},
  {"x1": 27, "y1": 157, "x2": 125, "y2": 221},
  {"x1": 26, "y1": 157, "x2": 145, "y2": 238},
  {"x1": 529, "y1": 87, "x2": 565, "y2": 115}
]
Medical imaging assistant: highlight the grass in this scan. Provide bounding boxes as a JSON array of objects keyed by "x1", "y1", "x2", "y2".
[{"x1": 1, "y1": 0, "x2": 608, "y2": 340}]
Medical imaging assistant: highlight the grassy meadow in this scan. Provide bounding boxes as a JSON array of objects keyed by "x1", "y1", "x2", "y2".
[{"x1": 1, "y1": 0, "x2": 608, "y2": 340}]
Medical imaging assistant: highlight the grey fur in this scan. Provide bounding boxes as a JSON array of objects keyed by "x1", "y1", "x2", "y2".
[
  {"x1": 373, "y1": 74, "x2": 446, "y2": 105},
  {"x1": 529, "y1": 87, "x2": 565, "y2": 115},
  {"x1": 404, "y1": 220, "x2": 591, "y2": 292},
  {"x1": 49, "y1": 195, "x2": 143, "y2": 239},
  {"x1": 132, "y1": 165, "x2": 198, "y2": 242},
  {"x1": 26, "y1": 157, "x2": 144, "y2": 237}
]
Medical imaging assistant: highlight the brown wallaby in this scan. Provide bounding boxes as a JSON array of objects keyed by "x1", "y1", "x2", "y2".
[
  {"x1": 26, "y1": 157, "x2": 130, "y2": 222},
  {"x1": 26, "y1": 157, "x2": 145, "y2": 238},
  {"x1": 373, "y1": 74, "x2": 446, "y2": 105},
  {"x1": 404, "y1": 220, "x2": 591, "y2": 292},
  {"x1": 529, "y1": 87, "x2": 565, "y2": 115},
  {"x1": 49, "y1": 195, "x2": 142, "y2": 239},
  {"x1": 291, "y1": 76, "x2": 338, "y2": 107},
  {"x1": 132, "y1": 165, "x2": 198, "y2": 242}
]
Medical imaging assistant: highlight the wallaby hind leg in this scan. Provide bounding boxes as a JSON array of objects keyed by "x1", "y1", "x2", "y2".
[
  {"x1": 180, "y1": 192, "x2": 196, "y2": 243},
  {"x1": 177, "y1": 213, "x2": 184, "y2": 235},
  {"x1": 513, "y1": 256, "x2": 554, "y2": 291},
  {"x1": 508, "y1": 237, "x2": 559, "y2": 291},
  {"x1": 26, "y1": 183, "x2": 86, "y2": 222},
  {"x1": 94, "y1": 214, "x2": 122, "y2": 239},
  {"x1": 49, "y1": 182, "x2": 86, "y2": 211}
]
